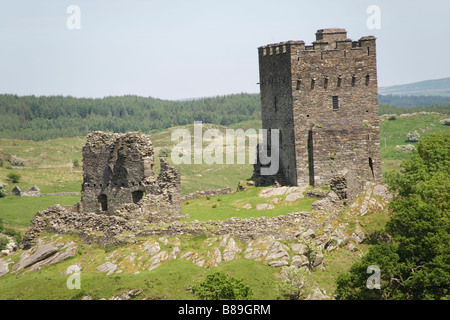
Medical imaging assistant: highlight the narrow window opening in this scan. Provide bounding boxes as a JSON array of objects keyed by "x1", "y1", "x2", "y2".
[
  {"x1": 308, "y1": 130, "x2": 314, "y2": 186},
  {"x1": 311, "y1": 78, "x2": 315, "y2": 90},
  {"x1": 98, "y1": 194, "x2": 108, "y2": 212},
  {"x1": 296, "y1": 79, "x2": 301, "y2": 90},
  {"x1": 369, "y1": 157, "x2": 374, "y2": 178},
  {"x1": 365, "y1": 74, "x2": 370, "y2": 86},
  {"x1": 352, "y1": 76, "x2": 356, "y2": 87},
  {"x1": 332, "y1": 96, "x2": 339, "y2": 110},
  {"x1": 337, "y1": 76, "x2": 342, "y2": 88},
  {"x1": 367, "y1": 47, "x2": 370, "y2": 55},
  {"x1": 324, "y1": 77, "x2": 328, "y2": 90},
  {"x1": 273, "y1": 96, "x2": 277, "y2": 112}
]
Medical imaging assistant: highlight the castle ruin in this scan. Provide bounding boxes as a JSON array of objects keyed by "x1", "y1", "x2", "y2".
[
  {"x1": 255, "y1": 28, "x2": 382, "y2": 201},
  {"x1": 81, "y1": 131, "x2": 181, "y2": 215}
]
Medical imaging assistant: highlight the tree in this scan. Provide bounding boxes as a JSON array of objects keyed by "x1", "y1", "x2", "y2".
[
  {"x1": 192, "y1": 272, "x2": 253, "y2": 300},
  {"x1": 7, "y1": 172, "x2": 21, "y2": 183},
  {"x1": 277, "y1": 266, "x2": 310, "y2": 300},
  {"x1": 336, "y1": 133, "x2": 450, "y2": 300}
]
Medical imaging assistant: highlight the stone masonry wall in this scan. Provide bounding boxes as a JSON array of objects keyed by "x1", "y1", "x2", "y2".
[{"x1": 256, "y1": 28, "x2": 382, "y2": 189}]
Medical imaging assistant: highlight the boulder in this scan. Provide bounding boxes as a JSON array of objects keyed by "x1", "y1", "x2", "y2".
[
  {"x1": 268, "y1": 259, "x2": 289, "y2": 268},
  {"x1": 97, "y1": 261, "x2": 118, "y2": 275},
  {"x1": 0, "y1": 259, "x2": 9, "y2": 277},
  {"x1": 222, "y1": 238, "x2": 241, "y2": 262},
  {"x1": 13, "y1": 243, "x2": 58, "y2": 272},
  {"x1": 255, "y1": 203, "x2": 275, "y2": 210},
  {"x1": 265, "y1": 241, "x2": 289, "y2": 261}
]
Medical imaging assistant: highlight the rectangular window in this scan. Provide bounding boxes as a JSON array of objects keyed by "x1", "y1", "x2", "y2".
[
  {"x1": 296, "y1": 79, "x2": 301, "y2": 90},
  {"x1": 311, "y1": 78, "x2": 315, "y2": 90},
  {"x1": 324, "y1": 77, "x2": 328, "y2": 90},
  {"x1": 352, "y1": 76, "x2": 356, "y2": 87},
  {"x1": 332, "y1": 96, "x2": 339, "y2": 110},
  {"x1": 337, "y1": 76, "x2": 342, "y2": 87}
]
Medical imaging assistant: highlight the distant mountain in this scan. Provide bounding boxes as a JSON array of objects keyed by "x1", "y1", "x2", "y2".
[{"x1": 379, "y1": 77, "x2": 450, "y2": 96}]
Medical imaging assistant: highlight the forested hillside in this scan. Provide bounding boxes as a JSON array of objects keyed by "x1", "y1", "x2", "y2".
[
  {"x1": 1, "y1": 93, "x2": 450, "y2": 141},
  {"x1": 0, "y1": 94, "x2": 261, "y2": 140}
]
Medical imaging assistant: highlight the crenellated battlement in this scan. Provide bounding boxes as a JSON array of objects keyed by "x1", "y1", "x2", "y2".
[{"x1": 258, "y1": 29, "x2": 376, "y2": 58}]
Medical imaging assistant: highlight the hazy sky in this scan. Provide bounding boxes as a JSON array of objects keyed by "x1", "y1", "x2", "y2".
[{"x1": 1, "y1": 0, "x2": 449, "y2": 100}]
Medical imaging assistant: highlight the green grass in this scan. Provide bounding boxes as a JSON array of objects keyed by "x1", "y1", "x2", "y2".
[
  {"x1": 182, "y1": 187, "x2": 317, "y2": 222},
  {"x1": 0, "y1": 234, "x2": 280, "y2": 300},
  {"x1": 0, "y1": 195, "x2": 80, "y2": 230}
]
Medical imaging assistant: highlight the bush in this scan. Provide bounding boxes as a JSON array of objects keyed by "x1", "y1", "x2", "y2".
[
  {"x1": 192, "y1": 272, "x2": 253, "y2": 300},
  {"x1": 0, "y1": 236, "x2": 9, "y2": 251},
  {"x1": 6, "y1": 172, "x2": 21, "y2": 183},
  {"x1": 278, "y1": 266, "x2": 310, "y2": 300},
  {"x1": 0, "y1": 185, "x2": 5, "y2": 198},
  {"x1": 388, "y1": 115, "x2": 397, "y2": 121},
  {"x1": 406, "y1": 130, "x2": 420, "y2": 143},
  {"x1": 73, "y1": 159, "x2": 80, "y2": 168},
  {"x1": 9, "y1": 155, "x2": 25, "y2": 166}
]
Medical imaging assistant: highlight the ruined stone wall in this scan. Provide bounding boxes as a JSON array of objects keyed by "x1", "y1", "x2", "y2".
[
  {"x1": 80, "y1": 132, "x2": 180, "y2": 216},
  {"x1": 257, "y1": 29, "x2": 382, "y2": 189}
]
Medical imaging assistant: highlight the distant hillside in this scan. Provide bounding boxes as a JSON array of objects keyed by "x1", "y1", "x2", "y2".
[{"x1": 379, "y1": 77, "x2": 450, "y2": 96}]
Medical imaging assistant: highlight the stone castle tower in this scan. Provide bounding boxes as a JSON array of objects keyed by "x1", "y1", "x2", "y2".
[{"x1": 256, "y1": 28, "x2": 382, "y2": 191}]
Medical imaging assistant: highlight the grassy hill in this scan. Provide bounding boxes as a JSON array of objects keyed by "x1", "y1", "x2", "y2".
[{"x1": 0, "y1": 111, "x2": 449, "y2": 300}]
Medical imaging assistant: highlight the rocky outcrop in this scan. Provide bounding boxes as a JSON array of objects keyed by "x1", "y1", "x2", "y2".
[{"x1": 181, "y1": 188, "x2": 233, "y2": 202}]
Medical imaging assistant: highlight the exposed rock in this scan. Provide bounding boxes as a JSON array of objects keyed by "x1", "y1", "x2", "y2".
[
  {"x1": 290, "y1": 255, "x2": 307, "y2": 268},
  {"x1": 222, "y1": 238, "x2": 241, "y2": 262},
  {"x1": 242, "y1": 203, "x2": 252, "y2": 209},
  {"x1": 265, "y1": 241, "x2": 289, "y2": 261},
  {"x1": 97, "y1": 261, "x2": 118, "y2": 275},
  {"x1": 148, "y1": 251, "x2": 168, "y2": 271},
  {"x1": 268, "y1": 259, "x2": 289, "y2": 268},
  {"x1": 27, "y1": 242, "x2": 78, "y2": 272},
  {"x1": 13, "y1": 243, "x2": 58, "y2": 272},
  {"x1": 144, "y1": 240, "x2": 161, "y2": 256},
  {"x1": 285, "y1": 192, "x2": 303, "y2": 202},
  {"x1": 0, "y1": 259, "x2": 9, "y2": 277},
  {"x1": 313, "y1": 254, "x2": 324, "y2": 268},
  {"x1": 291, "y1": 243, "x2": 307, "y2": 255},
  {"x1": 301, "y1": 229, "x2": 316, "y2": 240},
  {"x1": 307, "y1": 288, "x2": 331, "y2": 300},
  {"x1": 111, "y1": 289, "x2": 143, "y2": 300},
  {"x1": 351, "y1": 228, "x2": 366, "y2": 244},
  {"x1": 256, "y1": 203, "x2": 275, "y2": 210},
  {"x1": 206, "y1": 247, "x2": 222, "y2": 268}
]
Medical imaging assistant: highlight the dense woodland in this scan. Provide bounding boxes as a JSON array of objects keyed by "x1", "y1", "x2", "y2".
[{"x1": 0, "y1": 93, "x2": 449, "y2": 141}]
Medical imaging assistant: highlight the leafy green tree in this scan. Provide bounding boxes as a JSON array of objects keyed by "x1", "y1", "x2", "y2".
[
  {"x1": 192, "y1": 272, "x2": 253, "y2": 300},
  {"x1": 336, "y1": 133, "x2": 450, "y2": 300}
]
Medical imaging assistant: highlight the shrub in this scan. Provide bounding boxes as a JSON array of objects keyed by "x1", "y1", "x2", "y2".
[
  {"x1": 406, "y1": 130, "x2": 420, "y2": 143},
  {"x1": 9, "y1": 155, "x2": 25, "y2": 166},
  {"x1": 0, "y1": 185, "x2": 5, "y2": 198},
  {"x1": 388, "y1": 115, "x2": 397, "y2": 121},
  {"x1": 0, "y1": 236, "x2": 9, "y2": 251},
  {"x1": 73, "y1": 159, "x2": 80, "y2": 168},
  {"x1": 192, "y1": 272, "x2": 253, "y2": 300},
  {"x1": 7, "y1": 172, "x2": 21, "y2": 183},
  {"x1": 277, "y1": 266, "x2": 310, "y2": 300}
]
